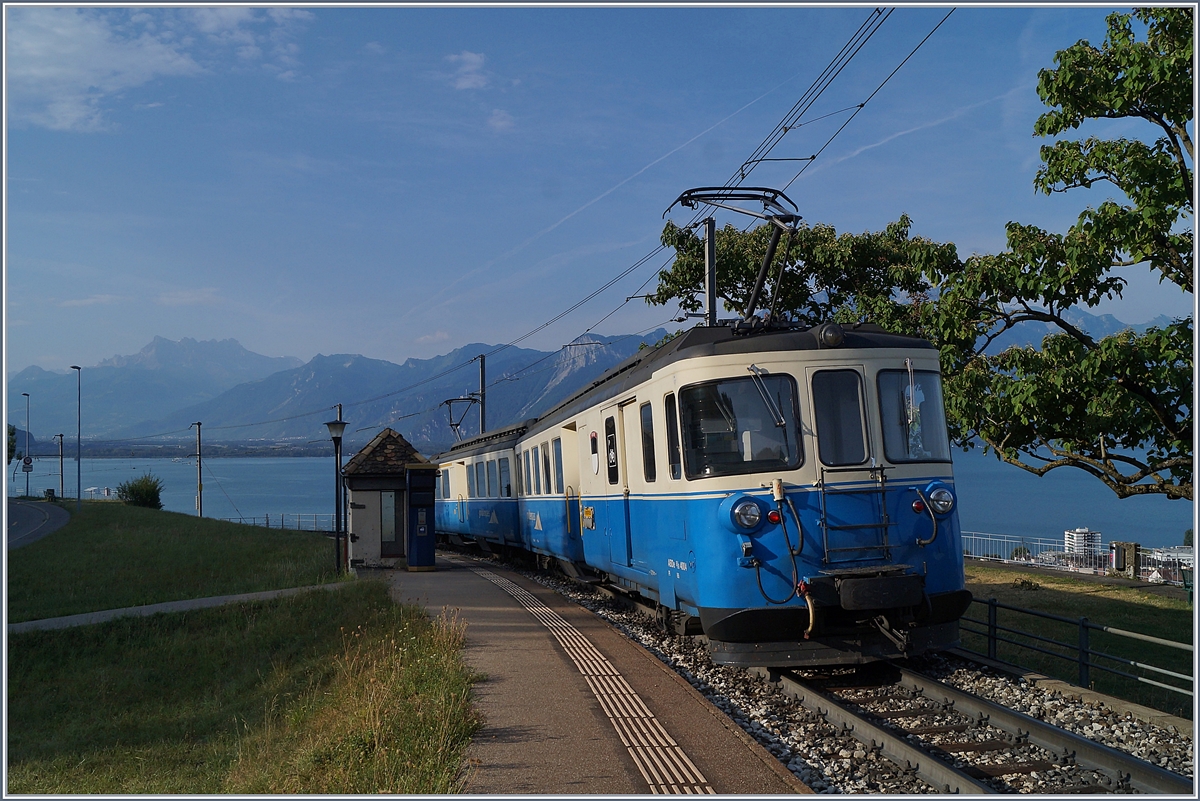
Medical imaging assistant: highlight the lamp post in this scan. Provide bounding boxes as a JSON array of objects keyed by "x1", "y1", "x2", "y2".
[
  {"x1": 325, "y1": 406, "x2": 347, "y2": 574},
  {"x1": 70, "y1": 366, "x2": 81, "y2": 512},
  {"x1": 21, "y1": 393, "x2": 29, "y2": 498}
]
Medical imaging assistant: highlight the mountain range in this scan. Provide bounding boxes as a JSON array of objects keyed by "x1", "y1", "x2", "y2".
[
  {"x1": 6, "y1": 308, "x2": 1180, "y2": 458},
  {"x1": 9, "y1": 331, "x2": 668, "y2": 457}
]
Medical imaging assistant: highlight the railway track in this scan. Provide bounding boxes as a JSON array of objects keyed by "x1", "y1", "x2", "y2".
[
  {"x1": 752, "y1": 662, "x2": 1194, "y2": 794},
  {"x1": 455, "y1": 555, "x2": 1193, "y2": 793}
]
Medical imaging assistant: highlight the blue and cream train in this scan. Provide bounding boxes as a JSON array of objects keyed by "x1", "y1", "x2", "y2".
[{"x1": 432, "y1": 319, "x2": 972, "y2": 667}]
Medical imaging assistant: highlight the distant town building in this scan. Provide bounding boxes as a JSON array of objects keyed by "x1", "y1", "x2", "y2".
[{"x1": 1064, "y1": 527, "x2": 1102, "y2": 555}]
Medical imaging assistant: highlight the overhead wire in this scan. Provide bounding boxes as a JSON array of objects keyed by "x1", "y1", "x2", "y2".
[{"x1": 112, "y1": 9, "x2": 943, "y2": 442}]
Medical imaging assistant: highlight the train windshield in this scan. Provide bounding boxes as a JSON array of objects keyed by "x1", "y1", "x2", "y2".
[
  {"x1": 878, "y1": 369, "x2": 951, "y2": 463},
  {"x1": 679, "y1": 375, "x2": 801, "y2": 478}
]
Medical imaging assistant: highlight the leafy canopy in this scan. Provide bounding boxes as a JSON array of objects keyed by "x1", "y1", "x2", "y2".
[{"x1": 649, "y1": 8, "x2": 1192, "y2": 501}]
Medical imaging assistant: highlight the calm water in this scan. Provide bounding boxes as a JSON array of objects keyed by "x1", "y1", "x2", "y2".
[{"x1": 8, "y1": 450, "x2": 1194, "y2": 548}]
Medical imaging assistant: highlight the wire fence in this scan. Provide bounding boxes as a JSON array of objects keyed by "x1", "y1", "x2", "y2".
[{"x1": 216, "y1": 513, "x2": 334, "y2": 532}]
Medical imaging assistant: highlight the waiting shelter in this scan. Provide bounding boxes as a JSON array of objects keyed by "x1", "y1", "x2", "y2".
[{"x1": 343, "y1": 428, "x2": 437, "y2": 570}]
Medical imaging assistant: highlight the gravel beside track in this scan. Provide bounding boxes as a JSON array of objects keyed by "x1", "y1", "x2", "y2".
[{"x1": 525, "y1": 568, "x2": 1195, "y2": 794}]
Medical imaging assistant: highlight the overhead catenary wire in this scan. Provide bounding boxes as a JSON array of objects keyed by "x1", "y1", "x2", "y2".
[{"x1": 114, "y1": 10, "x2": 944, "y2": 441}]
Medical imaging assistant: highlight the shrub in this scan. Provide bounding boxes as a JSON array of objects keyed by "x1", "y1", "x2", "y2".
[{"x1": 116, "y1": 472, "x2": 164, "y2": 510}]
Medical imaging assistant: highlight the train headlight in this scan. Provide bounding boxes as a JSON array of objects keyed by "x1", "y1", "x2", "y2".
[
  {"x1": 928, "y1": 487, "x2": 955, "y2": 514},
  {"x1": 733, "y1": 499, "x2": 762, "y2": 529}
]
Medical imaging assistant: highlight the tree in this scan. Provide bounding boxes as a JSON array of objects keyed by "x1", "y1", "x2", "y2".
[
  {"x1": 941, "y1": 8, "x2": 1192, "y2": 500},
  {"x1": 7, "y1": 424, "x2": 17, "y2": 465},
  {"x1": 648, "y1": 8, "x2": 1192, "y2": 501},
  {"x1": 117, "y1": 473, "x2": 164, "y2": 510},
  {"x1": 1186, "y1": 529, "x2": 1193, "y2": 547}
]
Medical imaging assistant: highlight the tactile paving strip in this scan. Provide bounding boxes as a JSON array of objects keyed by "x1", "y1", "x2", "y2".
[{"x1": 471, "y1": 566, "x2": 715, "y2": 794}]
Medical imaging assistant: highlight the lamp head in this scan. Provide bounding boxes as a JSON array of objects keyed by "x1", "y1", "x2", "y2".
[{"x1": 325, "y1": 420, "x2": 348, "y2": 440}]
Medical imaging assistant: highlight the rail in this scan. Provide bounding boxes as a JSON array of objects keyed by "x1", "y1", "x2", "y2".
[{"x1": 960, "y1": 597, "x2": 1194, "y2": 699}]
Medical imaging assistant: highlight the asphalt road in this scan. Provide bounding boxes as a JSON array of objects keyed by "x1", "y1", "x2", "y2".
[{"x1": 7, "y1": 499, "x2": 71, "y2": 549}]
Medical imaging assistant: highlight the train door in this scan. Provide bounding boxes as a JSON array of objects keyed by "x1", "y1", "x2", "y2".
[
  {"x1": 601, "y1": 400, "x2": 635, "y2": 568},
  {"x1": 806, "y1": 365, "x2": 890, "y2": 565}
]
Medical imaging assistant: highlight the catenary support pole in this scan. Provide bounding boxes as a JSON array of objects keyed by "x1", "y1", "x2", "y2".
[
  {"x1": 705, "y1": 217, "x2": 717, "y2": 327},
  {"x1": 193, "y1": 421, "x2": 203, "y2": 517},
  {"x1": 478, "y1": 354, "x2": 486, "y2": 434}
]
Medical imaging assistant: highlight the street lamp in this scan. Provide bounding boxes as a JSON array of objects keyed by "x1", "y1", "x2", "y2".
[
  {"x1": 70, "y1": 366, "x2": 81, "y2": 512},
  {"x1": 21, "y1": 393, "x2": 29, "y2": 498},
  {"x1": 325, "y1": 407, "x2": 347, "y2": 574}
]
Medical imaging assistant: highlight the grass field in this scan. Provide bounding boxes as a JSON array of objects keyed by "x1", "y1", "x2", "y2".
[
  {"x1": 8, "y1": 581, "x2": 481, "y2": 793},
  {"x1": 7, "y1": 503, "x2": 481, "y2": 793},
  {"x1": 8, "y1": 501, "x2": 340, "y2": 622},
  {"x1": 962, "y1": 564, "x2": 1193, "y2": 719}
]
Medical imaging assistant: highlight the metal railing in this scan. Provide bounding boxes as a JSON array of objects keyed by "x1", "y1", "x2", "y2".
[
  {"x1": 960, "y1": 598, "x2": 1194, "y2": 699},
  {"x1": 962, "y1": 530, "x2": 1194, "y2": 586},
  {"x1": 217, "y1": 513, "x2": 334, "y2": 532}
]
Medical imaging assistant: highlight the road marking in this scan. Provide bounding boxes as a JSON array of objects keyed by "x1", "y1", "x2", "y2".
[{"x1": 471, "y1": 566, "x2": 715, "y2": 794}]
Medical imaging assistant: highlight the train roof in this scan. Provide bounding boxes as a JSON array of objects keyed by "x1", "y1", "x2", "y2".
[{"x1": 436, "y1": 322, "x2": 932, "y2": 461}]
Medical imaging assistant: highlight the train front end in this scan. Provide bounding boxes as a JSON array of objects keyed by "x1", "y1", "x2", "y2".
[{"x1": 674, "y1": 326, "x2": 972, "y2": 667}]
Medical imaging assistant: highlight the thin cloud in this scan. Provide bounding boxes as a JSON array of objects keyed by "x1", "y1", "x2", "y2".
[
  {"x1": 156, "y1": 288, "x2": 219, "y2": 306},
  {"x1": 60, "y1": 294, "x2": 123, "y2": 308},
  {"x1": 6, "y1": 7, "x2": 313, "y2": 132},
  {"x1": 488, "y1": 109, "x2": 514, "y2": 131},
  {"x1": 446, "y1": 51, "x2": 487, "y2": 90},
  {"x1": 416, "y1": 331, "x2": 450, "y2": 345},
  {"x1": 6, "y1": 7, "x2": 201, "y2": 131}
]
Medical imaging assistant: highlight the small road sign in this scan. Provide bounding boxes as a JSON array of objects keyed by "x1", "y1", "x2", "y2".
[{"x1": 22, "y1": 456, "x2": 34, "y2": 472}]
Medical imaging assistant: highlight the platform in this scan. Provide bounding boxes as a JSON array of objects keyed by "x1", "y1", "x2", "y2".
[{"x1": 369, "y1": 555, "x2": 809, "y2": 795}]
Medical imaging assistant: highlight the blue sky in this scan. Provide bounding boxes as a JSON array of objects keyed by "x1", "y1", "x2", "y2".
[{"x1": 5, "y1": 4, "x2": 1194, "y2": 377}]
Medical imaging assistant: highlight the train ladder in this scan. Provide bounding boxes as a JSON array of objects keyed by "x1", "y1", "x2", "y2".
[{"x1": 817, "y1": 464, "x2": 893, "y2": 565}]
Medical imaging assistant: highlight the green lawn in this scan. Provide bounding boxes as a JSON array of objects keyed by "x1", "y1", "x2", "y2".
[
  {"x1": 962, "y1": 565, "x2": 1193, "y2": 719},
  {"x1": 8, "y1": 501, "x2": 340, "y2": 622},
  {"x1": 8, "y1": 580, "x2": 481, "y2": 793}
]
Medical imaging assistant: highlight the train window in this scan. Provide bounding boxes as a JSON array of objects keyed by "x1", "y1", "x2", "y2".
[
  {"x1": 878, "y1": 369, "x2": 951, "y2": 463},
  {"x1": 486, "y1": 460, "x2": 498, "y2": 498},
  {"x1": 665, "y1": 393, "x2": 682, "y2": 480},
  {"x1": 475, "y1": 462, "x2": 487, "y2": 498},
  {"x1": 440, "y1": 470, "x2": 449, "y2": 499},
  {"x1": 639, "y1": 402, "x2": 657, "y2": 482},
  {"x1": 514, "y1": 453, "x2": 523, "y2": 496},
  {"x1": 531, "y1": 447, "x2": 542, "y2": 494},
  {"x1": 498, "y1": 457, "x2": 512, "y2": 497},
  {"x1": 590, "y1": 431, "x2": 600, "y2": 474},
  {"x1": 466, "y1": 463, "x2": 476, "y2": 498},
  {"x1": 812, "y1": 370, "x2": 868, "y2": 466},
  {"x1": 552, "y1": 438, "x2": 564, "y2": 494},
  {"x1": 541, "y1": 443, "x2": 552, "y2": 495},
  {"x1": 604, "y1": 416, "x2": 619, "y2": 484},
  {"x1": 679, "y1": 375, "x2": 801, "y2": 479}
]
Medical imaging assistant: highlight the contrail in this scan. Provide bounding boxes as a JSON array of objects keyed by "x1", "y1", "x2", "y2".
[
  {"x1": 814, "y1": 84, "x2": 1031, "y2": 172},
  {"x1": 397, "y1": 70, "x2": 809, "y2": 322}
]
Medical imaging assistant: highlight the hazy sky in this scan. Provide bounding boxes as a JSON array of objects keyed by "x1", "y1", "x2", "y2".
[{"x1": 5, "y1": 4, "x2": 1194, "y2": 377}]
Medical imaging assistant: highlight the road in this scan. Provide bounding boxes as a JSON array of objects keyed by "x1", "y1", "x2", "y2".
[{"x1": 7, "y1": 499, "x2": 71, "y2": 549}]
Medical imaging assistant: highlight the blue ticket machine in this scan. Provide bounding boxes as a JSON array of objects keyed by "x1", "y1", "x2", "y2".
[{"x1": 406, "y1": 466, "x2": 438, "y2": 571}]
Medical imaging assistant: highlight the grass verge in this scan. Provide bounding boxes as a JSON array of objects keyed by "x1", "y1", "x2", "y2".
[
  {"x1": 962, "y1": 565, "x2": 1193, "y2": 719},
  {"x1": 8, "y1": 502, "x2": 340, "y2": 622},
  {"x1": 7, "y1": 580, "x2": 481, "y2": 793}
]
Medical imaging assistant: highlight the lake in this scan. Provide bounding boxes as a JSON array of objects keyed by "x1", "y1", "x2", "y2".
[{"x1": 7, "y1": 450, "x2": 1193, "y2": 549}]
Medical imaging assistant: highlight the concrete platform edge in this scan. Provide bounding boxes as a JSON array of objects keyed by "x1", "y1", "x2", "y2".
[{"x1": 624, "y1": 629, "x2": 814, "y2": 794}]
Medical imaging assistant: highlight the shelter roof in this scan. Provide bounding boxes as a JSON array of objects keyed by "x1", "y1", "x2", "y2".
[{"x1": 342, "y1": 428, "x2": 428, "y2": 475}]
